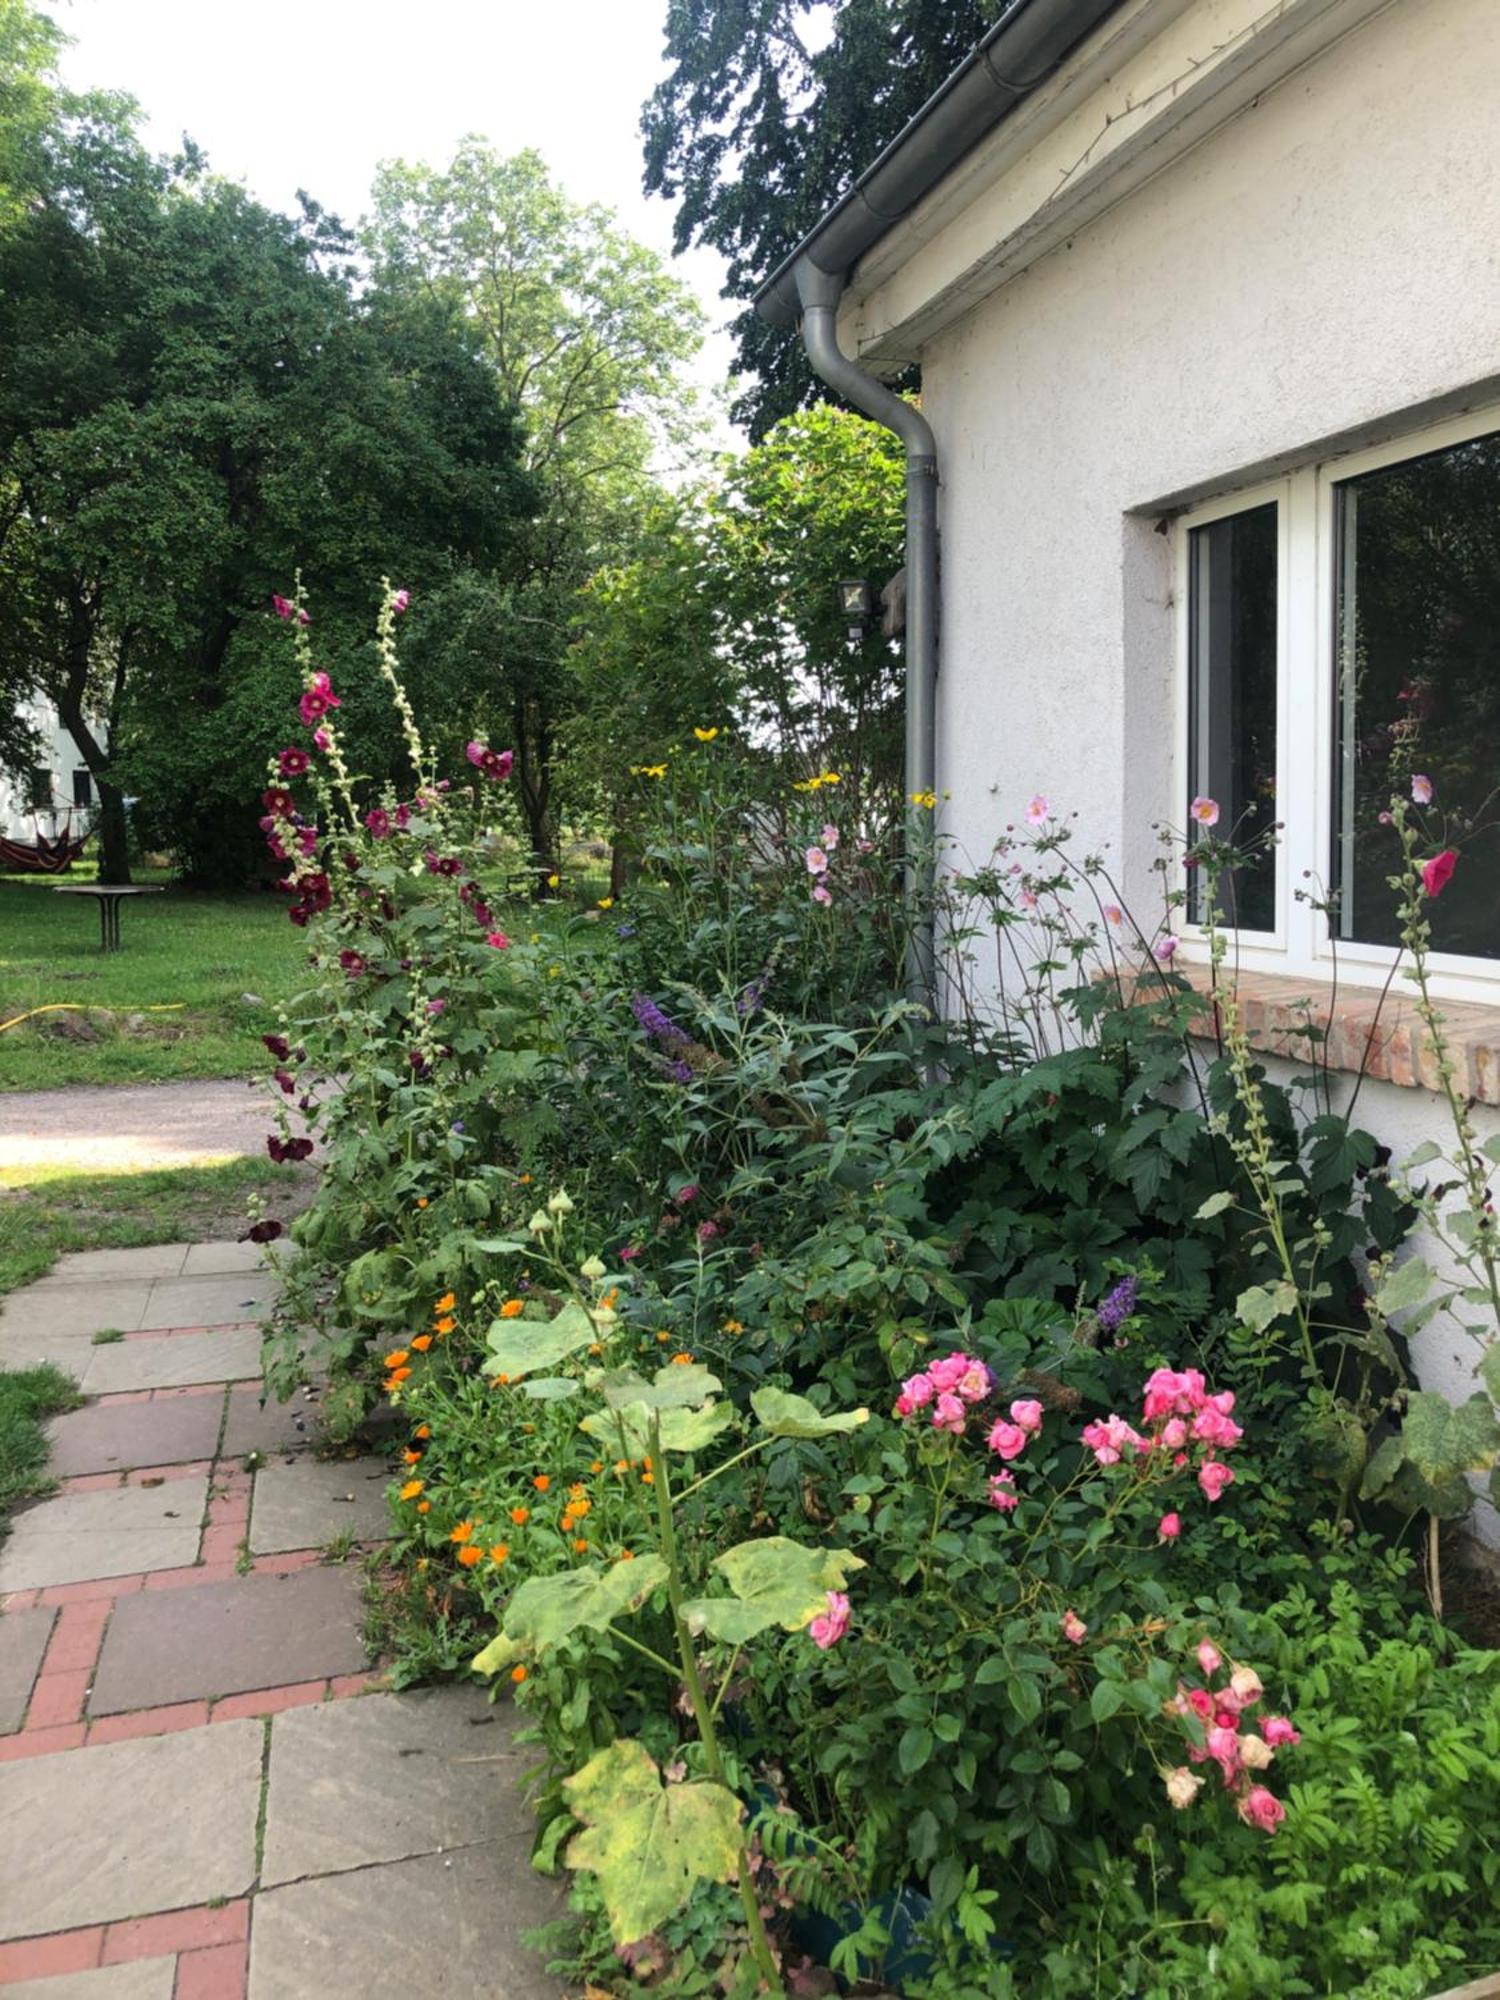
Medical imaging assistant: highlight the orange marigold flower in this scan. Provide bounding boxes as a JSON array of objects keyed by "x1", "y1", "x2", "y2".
[
  {"x1": 489, "y1": 1544, "x2": 510, "y2": 1565},
  {"x1": 561, "y1": 1509, "x2": 579, "y2": 1532},
  {"x1": 450, "y1": 1520, "x2": 475, "y2": 1544},
  {"x1": 590, "y1": 1460, "x2": 604, "y2": 1474},
  {"x1": 573, "y1": 1539, "x2": 589, "y2": 1553},
  {"x1": 570, "y1": 1497, "x2": 591, "y2": 1518},
  {"x1": 614, "y1": 1459, "x2": 629, "y2": 1475},
  {"x1": 641, "y1": 1470, "x2": 654, "y2": 1484},
  {"x1": 510, "y1": 1665, "x2": 528, "y2": 1683},
  {"x1": 671, "y1": 1352, "x2": 693, "y2": 1366},
  {"x1": 433, "y1": 1316, "x2": 456, "y2": 1336},
  {"x1": 588, "y1": 1342, "x2": 603, "y2": 1356},
  {"x1": 386, "y1": 1366, "x2": 412, "y2": 1385},
  {"x1": 518, "y1": 1173, "x2": 533, "y2": 1185},
  {"x1": 456, "y1": 1544, "x2": 483, "y2": 1568},
  {"x1": 402, "y1": 1449, "x2": 422, "y2": 1465},
  {"x1": 569, "y1": 1482, "x2": 587, "y2": 1499},
  {"x1": 434, "y1": 1292, "x2": 456, "y2": 1314},
  {"x1": 399, "y1": 1479, "x2": 424, "y2": 1501},
  {"x1": 509, "y1": 1506, "x2": 530, "y2": 1525},
  {"x1": 410, "y1": 1334, "x2": 433, "y2": 1352},
  {"x1": 500, "y1": 1300, "x2": 524, "y2": 1319},
  {"x1": 384, "y1": 1349, "x2": 410, "y2": 1370},
  {"x1": 417, "y1": 1500, "x2": 431, "y2": 1514},
  {"x1": 415, "y1": 1424, "x2": 431, "y2": 1440},
  {"x1": 416, "y1": 1197, "x2": 429, "y2": 1209},
  {"x1": 532, "y1": 1474, "x2": 551, "y2": 1492}
]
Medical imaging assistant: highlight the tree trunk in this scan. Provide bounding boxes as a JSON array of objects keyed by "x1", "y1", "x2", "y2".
[{"x1": 56, "y1": 595, "x2": 131, "y2": 885}]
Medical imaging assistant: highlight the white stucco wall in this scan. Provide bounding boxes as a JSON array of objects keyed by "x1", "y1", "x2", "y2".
[{"x1": 852, "y1": 0, "x2": 1500, "y2": 1498}]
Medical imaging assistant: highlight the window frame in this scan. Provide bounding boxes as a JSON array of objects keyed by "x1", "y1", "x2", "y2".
[{"x1": 1175, "y1": 401, "x2": 1500, "y2": 1004}]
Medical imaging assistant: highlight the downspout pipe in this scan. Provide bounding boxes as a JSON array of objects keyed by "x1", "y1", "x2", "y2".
[{"x1": 794, "y1": 258, "x2": 937, "y2": 1013}]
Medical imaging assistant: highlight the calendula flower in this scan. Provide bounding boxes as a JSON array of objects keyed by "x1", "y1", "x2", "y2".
[
  {"x1": 399, "y1": 1479, "x2": 424, "y2": 1501},
  {"x1": 414, "y1": 1424, "x2": 431, "y2": 1440},
  {"x1": 402, "y1": 1449, "x2": 422, "y2": 1466},
  {"x1": 489, "y1": 1544, "x2": 509, "y2": 1565},
  {"x1": 722, "y1": 1319, "x2": 743, "y2": 1334},
  {"x1": 533, "y1": 1474, "x2": 551, "y2": 1492},
  {"x1": 693, "y1": 726, "x2": 719, "y2": 741},
  {"x1": 434, "y1": 1292, "x2": 456, "y2": 1314},
  {"x1": 384, "y1": 1349, "x2": 409, "y2": 1370},
  {"x1": 450, "y1": 1520, "x2": 475, "y2": 1544},
  {"x1": 509, "y1": 1507, "x2": 529, "y2": 1525},
  {"x1": 500, "y1": 1299, "x2": 524, "y2": 1319},
  {"x1": 456, "y1": 1544, "x2": 483, "y2": 1568},
  {"x1": 385, "y1": 1366, "x2": 411, "y2": 1386},
  {"x1": 433, "y1": 1316, "x2": 455, "y2": 1337},
  {"x1": 416, "y1": 1499, "x2": 431, "y2": 1514},
  {"x1": 510, "y1": 1665, "x2": 528, "y2": 1684},
  {"x1": 573, "y1": 1538, "x2": 589, "y2": 1553},
  {"x1": 618, "y1": 1549, "x2": 634, "y2": 1561},
  {"x1": 410, "y1": 1334, "x2": 432, "y2": 1353}
]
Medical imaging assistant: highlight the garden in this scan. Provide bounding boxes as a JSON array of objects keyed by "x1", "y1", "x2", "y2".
[{"x1": 248, "y1": 588, "x2": 1500, "y2": 2000}]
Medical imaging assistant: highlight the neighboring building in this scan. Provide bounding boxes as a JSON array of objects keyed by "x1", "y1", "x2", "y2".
[
  {"x1": 758, "y1": 0, "x2": 1500, "y2": 1496},
  {"x1": 1, "y1": 696, "x2": 98, "y2": 841}
]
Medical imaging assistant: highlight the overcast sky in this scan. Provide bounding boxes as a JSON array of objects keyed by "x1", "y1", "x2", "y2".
[{"x1": 54, "y1": 0, "x2": 741, "y2": 406}]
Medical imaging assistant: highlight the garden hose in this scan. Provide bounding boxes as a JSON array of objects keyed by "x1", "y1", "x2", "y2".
[{"x1": 0, "y1": 1002, "x2": 187, "y2": 1035}]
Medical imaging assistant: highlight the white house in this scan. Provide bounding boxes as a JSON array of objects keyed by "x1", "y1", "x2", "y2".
[
  {"x1": 756, "y1": 0, "x2": 1500, "y2": 1492},
  {"x1": 1, "y1": 696, "x2": 97, "y2": 844}
]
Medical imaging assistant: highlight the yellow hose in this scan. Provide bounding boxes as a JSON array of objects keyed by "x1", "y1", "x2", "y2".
[{"x1": 0, "y1": 1002, "x2": 188, "y2": 1035}]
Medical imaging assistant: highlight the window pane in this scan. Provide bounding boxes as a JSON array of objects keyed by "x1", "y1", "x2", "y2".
[
  {"x1": 1187, "y1": 502, "x2": 1278, "y2": 930},
  {"x1": 1333, "y1": 429, "x2": 1500, "y2": 957}
]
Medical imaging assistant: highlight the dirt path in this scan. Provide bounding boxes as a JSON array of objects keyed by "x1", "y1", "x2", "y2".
[{"x1": 0, "y1": 1079, "x2": 301, "y2": 1175}]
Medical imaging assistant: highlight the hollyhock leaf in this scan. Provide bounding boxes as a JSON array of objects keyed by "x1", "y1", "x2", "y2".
[
  {"x1": 563, "y1": 1738, "x2": 742, "y2": 1946},
  {"x1": 682, "y1": 1536, "x2": 866, "y2": 1644},
  {"x1": 1480, "y1": 1345, "x2": 1500, "y2": 1406},
  {"x1": 580, "y1": 1400, "x2": 736, "y2": 1457},
  {"x1": 1194, "y1": 1191, "x2": 1235, "y2": 1220},
  {"x1": 1235, "y1": 1280, "x2": 1299, "y2": 1332},
  {"x1": 486, "y1": 1301, "x2": 596, "y2": 1379},
  {"x1": 597, "y1": 1364, "x2": 723, "y2": 1411},
  {"x1": 1374, "y1": 1256, "x2": 1434, "y2": 1318},
  {"x1": 474, "y1": 1558, "x2": 671, "y2": 1678},
  {"x1": 1398, "y1": 1390, "x2": 1500, "y2": 1487},
  {"x1": 750, "y1": 1386, "x2": 869, "y2": 1438},
  {"x1": 518, "y1": 1377, "x2": 580, "y2": 1402}
]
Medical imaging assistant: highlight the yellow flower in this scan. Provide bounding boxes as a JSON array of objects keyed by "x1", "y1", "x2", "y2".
[
  {"x1": 693, "y1": 726, "x2": 719, "y2": 742},
  {"x1": 399, "y1": 1479, "x2": 424, "y2": 1501},
  {"x1": 909, "y1": 790, "x2": 937, "y2": 809},
  {"x1": 722, "y1": 1319, "x2": 744, "y2": 1335},
  {"x1": 547, "y1": 873, "x2": 560, "y2": 888},
  {"x1": 822, "y1": 771, "x2": 841, "y2": 786},
  {"x1": 597, "y1": 897, "x2": 614, "y2": 910}
]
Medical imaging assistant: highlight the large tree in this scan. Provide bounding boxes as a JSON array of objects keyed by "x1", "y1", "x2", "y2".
[
  {"x1": 366, "y1": 142, "x2": 708, "y2": 881},
  {"x1": 641, "y1": 0, "x2": 991, "y2": 436}
]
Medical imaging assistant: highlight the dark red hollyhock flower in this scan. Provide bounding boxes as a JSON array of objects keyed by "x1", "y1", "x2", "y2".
[
  {"x1": 262, "y1": 1033, "x2": 291, "y2": 1061},
  {"x1": 273, "y1": 1068, "x2": 297, "y2": 1094},
  {"x1": 262, "y1": 787, "x2": 296, "y2": 816},
  {"x1": 278, "y1": 747, "x2": 310, "y2": 778},
  {"x1": 338, "y1": 949, "x2": 366, "y2": 976},
  {"x1": 267, "y1": 1135, "x2": 314, "y2": 1163},
  {"x1": 244, "y1": 1218, "x2": 284, "y2": 1243}
]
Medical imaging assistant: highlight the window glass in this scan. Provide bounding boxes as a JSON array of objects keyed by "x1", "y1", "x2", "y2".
[
  {"x1": 72, "y1": 768, "x2": 93, "y2": 808},
  {"x1": 1187, "y1": 502, "x2": 1278, "y2": 930},
  {"x1": 1333, "y1": 430, "x2": 1500, "y2": 957}
]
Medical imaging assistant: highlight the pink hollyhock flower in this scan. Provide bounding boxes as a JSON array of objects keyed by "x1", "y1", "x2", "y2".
[
  {"x1": 271, "y1": 594, "x2": 296, "y2": 619},
  {"x1": 1422, "y1": 849, "x2": 1458, "y2": 898},
  {"x1": 1153, "y1": 934, "x2": 1179, "y2": 963},
  {"x1": 955, "y1": 1361, "x2": 992, "y2": 1404},
  {"x1": 821, "y1": 824, "x2": 840, "y2": 850},
  {"x1": 1198, "y1": 1459, "x2": 1234, "y2": 1502},
  {"x1": 1158, "y1": 1511, "x2": 1181, "y2": 1541},
  {"x1": 1229, "y1": 1665, "x2": 1263, "y2": 1706},
  {"x1": 808, "y1": 1590, "x2": 850, "y2": 1650},
  {"x1": 987, "y1": 1470, "x2": 1019, "y2": 1513},
  {"x1": 364, "y1": 808, "x2": 391, "y2": 838},
  {"x1": 278, "y1": 747, "x2": 310, "y2": 778},
  {"x1": 426, "y1": 999, "x2": 445, "y2": 1017},
  {"x1": 1164, "y1": 1766, "x2": 1202, "y2": 1809},
  {"x1": 804, "y1": 846, "x2": 829, "y2": 875},
  {"x1": 1010, "y1": 1398, "x2": 1044, "y2": 1434},
  {"x1": 1197, "y1": 1639, "x2": 1223, "y2": 1677},
  {"x1": 312, "y1": 728, "x2": 330, "y2": 751},
  {"x1": 391, "y1": 588, "x2": 410, "y2": 613},
  {"x1": 1190, "y1": 796, "x2": 1220, "y2": 827},
  {"x1": 932, "y1": 1392, "x2": 967, "y2": 1435},
  {"x1": 1237, "y1": 1785, "x2": 1285, "y2": 1834},
  {"x1": 895, "y1": 1371, "x2": 934, "y2": 1416},
  {"x1": 1025, "y1": 794, "x2": 1050, "y2": 826},
  {"x1": 485, "y1": 931, "x2": 510, "y2": 949},
  {"x1": 1262, "y1": 1715, "x2": 1300, "y2": 1747},
  {"x1": 1411, "y1": 773, "x2": 1432, "y2": 804},
  {"x1": 1060, "y1": 1609, "x2": 1087, "y2": 1645},
  {"x1": 338, "y1": 949, "x2": 365, "y2": 977},
  {"x1": 1102, "y1": 904, "x2": 1123, "y2": 926},
  {"x1": 986, "y1": 1419, "x2": 1028, "y2": 1461},
  {"x1": 811, "y1": 882, "x2": 832, "y2": 906}
]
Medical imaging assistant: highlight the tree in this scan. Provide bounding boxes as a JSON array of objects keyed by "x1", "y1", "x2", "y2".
[
  {"x1": 641, "y1": 0, "x2": 992, "y2": 436},
  {"x1": 366, "y1": 142, "x2": 708, "y2": 882}
]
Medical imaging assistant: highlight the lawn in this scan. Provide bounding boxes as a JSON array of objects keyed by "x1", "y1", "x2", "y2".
[{"x1": 0, "y1": 878, "x2": 311, "y2": 1091}]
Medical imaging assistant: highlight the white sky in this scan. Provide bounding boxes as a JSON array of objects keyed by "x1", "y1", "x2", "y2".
[{"x1": 53, "y1": 0, "x2": 741, "y2": 414}]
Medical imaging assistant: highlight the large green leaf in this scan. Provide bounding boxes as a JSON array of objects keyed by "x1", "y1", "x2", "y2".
[
  {"x1": 1235, "y1": 1280, "x2": 1299, "y2": 1332},
  {"x1": 596, "y1": 1363, "x2": 723, "y2": 1410},
  {"x1": 485, "y1": 1301, "x2": 595, "y2": 1379},
  {"x1": 580, "y1": 1400, "x2": 736, "y2": 1457},
  {"x1": 1398, "y1": 1391, "x2": 1500, "y2": 1485},
  {"x1": 470, "y1": 1556, "x2": 669, "y2": 1675},
  {"x1": 682, "y1": 1536, "x2": 865, "y2": 1644},
  {"x1": 564, "y1": 1739, "x2": 742, "y2": 1945},
  {"x1": 1374, "y1": 1257, "x2": 1434, "y2": 1318},
  {"x1": 750, "y1": 1386, "x2": 868, "y2": 1438}
]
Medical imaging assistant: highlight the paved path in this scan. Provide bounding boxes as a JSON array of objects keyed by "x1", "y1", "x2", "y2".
[
  {"x1": 0, "y1": 1245, "x2": 559, "y2": 1998},
  {"x1": 0, "y1": 1081, "x2": 285, "y2": 1175}
]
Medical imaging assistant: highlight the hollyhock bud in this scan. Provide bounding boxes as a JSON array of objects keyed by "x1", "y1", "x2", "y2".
[
  {"x1": 1237, "y1": 1785, "x2": 1286, "y2": 1834},
  {"x1": 1164, "y1": 1767, "x2": 1202, "y2": 1809},
  {"x1": 1197, "y1": 1639, "x2": 1223, "y2": 1677},
  {"x1": 1158, "y1": 1511, "x2": 1181, "y2": 1541},
  {"x1": 1010, "y1": 1398, "x2": 1044, "y2": 1433},
  {"x1": 262, "y1": 1034, "x2": 291, "y2": 1061},
  {"x1": 246, "y1": 1218, "x2": 284, "y2": 1242},
  {"x1": 1198, "y1": 1459, "x2": 1234, "y2": 1502},
  {"x1": 579, "y1": 1255, "x2": 607, "y2": 1281},
  {"x1": 1238, "y1": 1733, "x2": 1274, "y2": 1771},
  {"x1": 1262, "y1": 1715, "x2": 1300, "y2": 1747},
  {"x1": 312, "y1": 727, "x2": 330, "y2": 751},
  {"x1": 547, "y1": 1190, "x2": 575, "y2": 1216},
  {"x1": 1060, "y1": 1609, "x2": 1087, "y2": 1645}
]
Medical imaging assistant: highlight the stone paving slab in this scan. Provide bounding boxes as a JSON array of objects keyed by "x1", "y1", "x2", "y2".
[
  {"x1": 248, "y1": 1844, "x2": 562, "y2": 1999},
  {"x1": 0, "y1": 1283, "x2": 152, "y2": 1343},
  {"x1": 0, "y1": 1720, "x2": 262, "y2": 1940},
  {"x1": 136, "y1": 1274, "x2": 278, "y2": 1332},
  {"x1": 89, "y1": 1564, "x2": 368, "y2": 1715},
  {"x1": 45, "y1": 1393, "x2": 225, "y2": 1477},
  {"x1": 34, "y1": 1246, "x2": 190, "y2": 1289},
  {"x1": 249, "y1": 1456, "x2": 390, "y2": 1554},
  {"x1": 3, "y1": 1962, "x2": 177, "y2": 2000},
  {"x1": 0, "y1": 1334, "x2": 99, "y2": 1381},
  {"x1": 0, "y1": 1478, "x2": 209, "y2": 1594},
  {"x1": 180, "y1": 1239, "x2": 277, "y2": 1277},
  {"x1": 260, "y1": 1688, "x2": 529, "y2": 1886},
  {"x1": 83, "y1": 1328, "x2": 264, "y2": 1395},
  {"x1": 220, "y1": 1383, "x2": 319, "y2": 1461},
  {"x1": 0, "y1": 1606, "x2": 55, "y2": 1733}
]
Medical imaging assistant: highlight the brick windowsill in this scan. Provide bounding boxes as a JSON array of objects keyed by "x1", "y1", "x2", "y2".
[{"x1": 1160, "y1": 966, "x2": 1500, "y2": 1107}]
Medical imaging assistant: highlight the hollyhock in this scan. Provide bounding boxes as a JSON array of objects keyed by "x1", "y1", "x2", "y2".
[
  {"x1": 1197, "y1": 1639, "x2": 1223, "y2": 1677},
  {"x1": 485, "y1": 931, "x2": 511, "y2": 949},
  {"x1": 365, "y1": 808, "x2": 391, "y2": 838},
  {"x1": 1262, "y1": 1715, "x2": 1300, "y2": 1747},
  {"x1": 1411, "y1": 773, "x2": 1433, "y2": 804},
  {"x1": 262, "y1": 787, "x2": 296, "y2": 816},
  {"x1": 820, "y1": 824, "x2": 840, "y2": 849},
  {"x1": 1010, "y1": 1398, "x2": 1044, "y2": 1434},
  {"x1": 1164, "y1": 1766, "x2": 1202, "y2": 1809},
  {"x1": 1153, "y1": 934, "x2": 1180, "y2": 962},
  {"x1": 262, "y1": 1033, "x2": 291, "y2": 1061},
  {"x1": 1158, "y1": 1511, "x2": 1181, "y2": 1541},
  {"x1": 1025, "y1": 794, "x2": 1050, "y2": 826},
  {"x1": 1422, "y1": 849, "x2": 1458, "y2": 898},
  {"x1": 465, "y1": 741, "x2": 514, "y2": 782},
  {"x1": 278, "y1": 747, "x2": 310, "y2": 778},
  {"x1": 426, "y1": 999, "x2": 446, "y2": 1017},
  {"x1": 312, "y1": 727, "x2": 330, "y2": 751},
  {"x1": 1237, "y1": 1786, "x2": 1285, "y2": 1834},
  {"x1": 266, "y1": 1135, "x2": 314, "y2": 1164},
  {"x1": 987, "y1": 1470, "x2": 1019, "y2": 1512},
  {"x1": 808, "y1": 1590, "x2": 850, "y2": 1650},
  {"x1": 987, "y1": 1418, "x2": 1028, "y2": 1461},
  {"x1": 246, "y1": 1218, "x2": 284, "y2": 1242},
  {"x1": 391, "y1": 588, "x2": 410, "y2": 613},
  {"x1": 271, "y1": 594, "x2": 296, "y2": 619},
  {"x1": 1198, "y1": 1459, "x2": 1234, "y2": 1502},
  {"x1": 1060, "y1": 1609, "x2": 1087, "y2": 1645},
  {"x1": 1190, "y1": 796, "x2": 1220, "y2": 827},
  {"x1": 338, "y1": 949, "x2": 366, "y2": 976},
  {"x1": 273, "y1": 1068, "x2": 297, "y2": 1095},
  {"x1": 811, "y1": 883, "x2": 833, "y2": 906},
  {"x1": 933, "y1": 1392, "x2": 968, "y2": 1435}
]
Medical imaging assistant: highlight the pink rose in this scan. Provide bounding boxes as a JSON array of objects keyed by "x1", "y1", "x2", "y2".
[
  {"x1": 987, "y1": 1470, "x2": 1019, "y2": 1513},
  {"x1": 894, "y1": 1371, "x2": 934, "y2": 1416},
  {"x1": 1198, "y1": 1459, "x2": 1234, "y2": 1503},
  {"x1": 1206, "y1": 1724, "x2": 1241, "y2": 1779},
  {"x1": 1060, "y1": 1609, "x2": 1087, "y2": 1645},
  {"x1": 1237, "y1": 1785, "x2": 1286, "y2": 1834},
  {"x1": 1262, "y1": 1716, "x2": 1300, "y2": 1747},
  {"x1": 932, "y1": 1392, "x2": 967, "y2": 1435},
  {"x1": 986, "y1": 1419, "x2": 1028, "y2": 1461},
  {"x1": 1229, "y1": 1666, "x2": 1263, "y2": 1707},
  {"x1": 1196, "y1": 1639, "x2": 1223, "y2": 1677},
  {"x1": 926, "y1": 1354, "x2": 971, "y2": 1395},
  {"x1": 956, "y1": 1361, "x2": 993, "y2": 1405},
  {"x1": 1158, "y1": 1511, "x2": 1181, "y2": 1541},
  {"x1": 1185, "y1": 1686, "x2": 1214, "y2": 1722},
  {"x1": 808, "y1": 1590, "x2": 850, "y2": 1650},
  {"x1": 1010, "y1": 1398, "x2": 1044, "y2": 1433}
]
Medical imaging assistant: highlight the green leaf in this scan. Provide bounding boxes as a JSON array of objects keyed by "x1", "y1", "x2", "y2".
[
  {"x1": 1403, "y1": 1141, "x2": 1442, "y2": 1169},
  {"x1": 682, "y1": 1536, "x2": 866, "y2": 1644},
  {"x1": 564, "y1": 1739, "x2": 742, "y2": 1945},
  {"x1": 750, "y1": 1386, "x2": 869, "y2": 1438},
  {"x1": 1374, "y1": 1257, "x2": 1434, "y2": 1318},
  {"x1": 898, "y1": 1724, "x2": 933, "y2": 1775},
  {"x1": 485, "y1": 1301, "x2": 596, "y2": 1380},
  {"x1": 1193, "y1": 1191, "x2": 1234, "y2": 1220},
  {"x1": 580, "y1": 1400, "x2": 736, "y2": 1457},
  {"x1": 1235, "y1": 1280, "x2": 1299, "y2": 1332},
  {"x1": 518, "y1": 1377, "x2": 580, "y2": 1402},
  {"x1": 471, "y1": 1238, "x2": 529, "y2": 1254},
  {"x1": 1481, "y1": 1345, "x2": 1500, "y2": 1407},
  {"x1": 470, "y1": 1556, "x2": 670, "y2": 1675},
  {"x1": 598, "y1": 1363, "x2": 723, "y2": 1410},
  {"x1": 1089, "y1": 1679, "x2": 1125, "y2": 1724},
  {"x1": 1399, "y1": 1391, "x2": 1500, "y2": 1485}
]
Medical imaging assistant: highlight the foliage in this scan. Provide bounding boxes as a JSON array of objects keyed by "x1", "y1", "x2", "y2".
[{"x1": 640, "y1": 0, "x2": 991, "y2": 435}]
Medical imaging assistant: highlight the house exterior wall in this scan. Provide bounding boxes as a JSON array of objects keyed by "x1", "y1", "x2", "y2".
[
  {"x1": 840, "y1": 0, "x2": 1500, "y2": 1476},
  {"x1": 0, "y1": 699, "x2": 98, "y2": 840}
]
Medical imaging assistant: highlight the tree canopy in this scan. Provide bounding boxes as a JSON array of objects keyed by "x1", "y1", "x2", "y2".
[{"x1": 641, "y1": 0, "x2": 992, "y2": 436}]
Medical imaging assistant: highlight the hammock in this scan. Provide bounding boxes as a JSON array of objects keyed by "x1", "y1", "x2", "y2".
[{"x1": 0, "y1": 826, "x2": 88, "y2": 874}]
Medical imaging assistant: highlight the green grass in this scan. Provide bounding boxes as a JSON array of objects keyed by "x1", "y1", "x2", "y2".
[
  {"x1": 0, "y1": 1157, "x2": 299, "y2": 1298},
  {"x1": 0, "y1": 1365, "x2": 84, "y2": 1533},
  {"x1": 0, "y1": 878, "x2": 310, "y2": 1091}
]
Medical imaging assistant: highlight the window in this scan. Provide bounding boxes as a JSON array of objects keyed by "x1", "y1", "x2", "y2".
[
  {"x1": 72, "y1": 768, "x2": 93, "y2": 809},
  {"x1": 24, "y1": 767, "x2": 52, "y2": 812},
  {"x1": 1178, "y1": 406, "x2": 1500, "y2": 998}
]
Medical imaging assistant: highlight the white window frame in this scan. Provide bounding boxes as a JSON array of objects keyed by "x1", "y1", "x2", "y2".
[{"x1": 1176, "y1": 401, "x2": 1500, "y2": 1006}]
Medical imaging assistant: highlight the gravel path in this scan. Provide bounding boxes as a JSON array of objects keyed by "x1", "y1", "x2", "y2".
[{"x1": 0, "y1": 1078, "x2": 296, "y2": 1174}]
